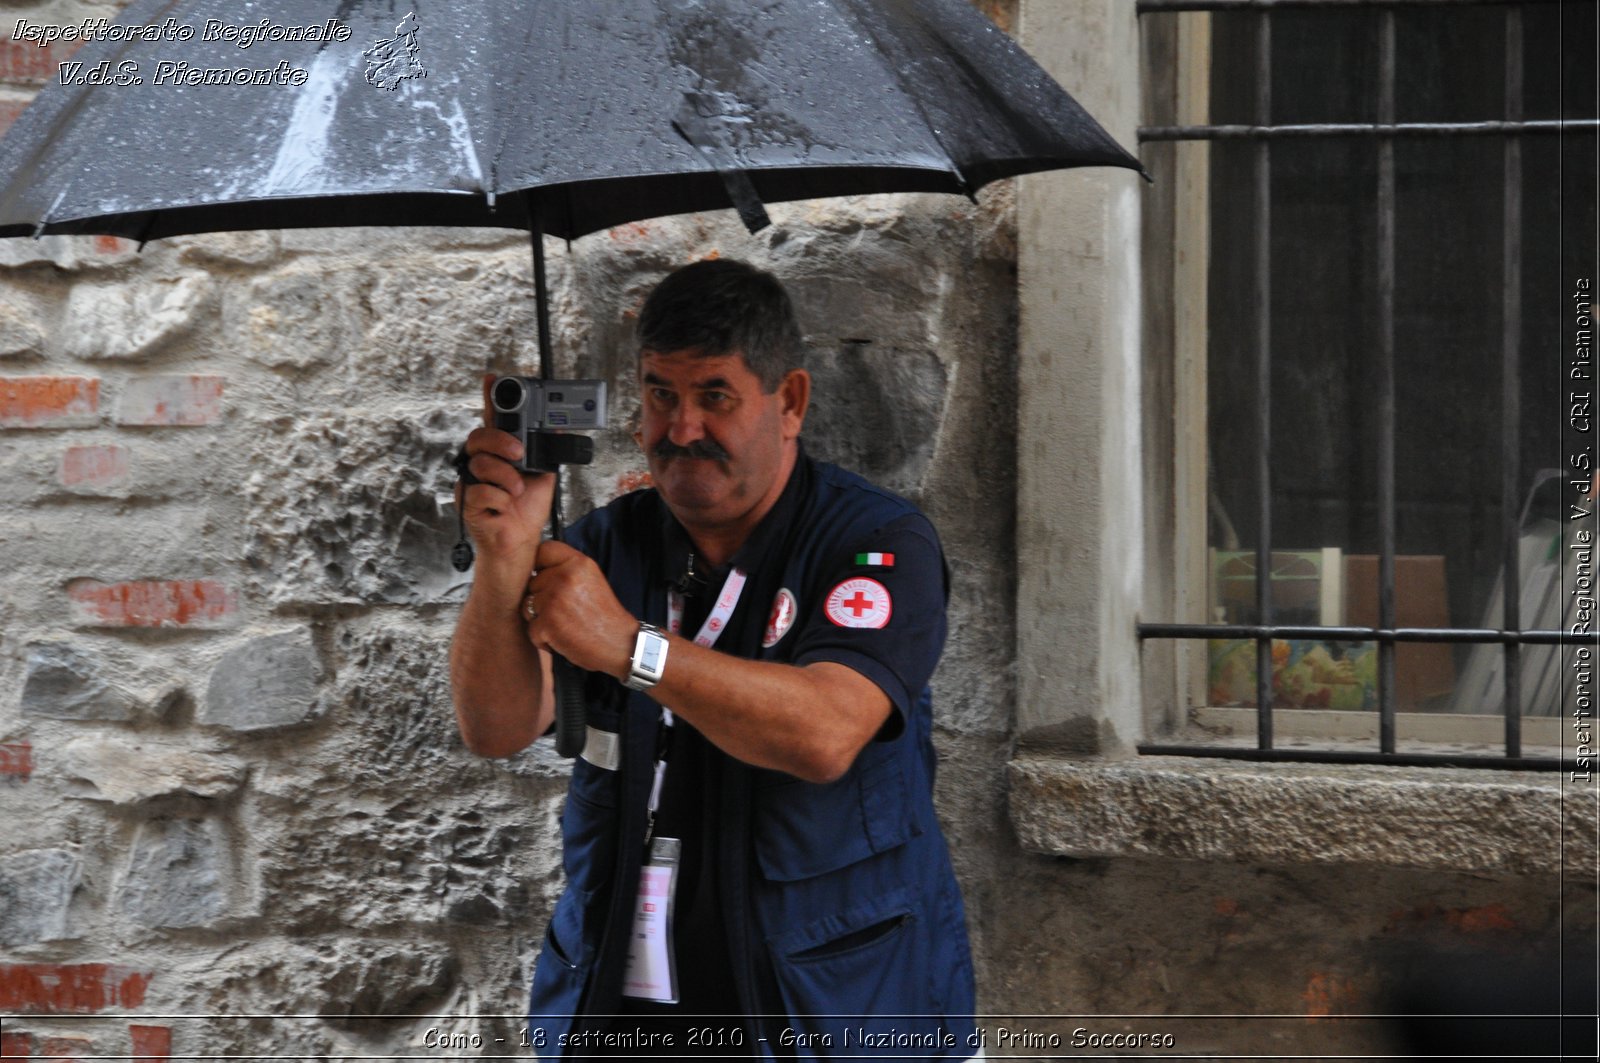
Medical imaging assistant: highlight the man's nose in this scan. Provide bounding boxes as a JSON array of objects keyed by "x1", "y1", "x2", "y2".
[{"x1": 667, "y1": 402, "x2": 706, "y2": 447}]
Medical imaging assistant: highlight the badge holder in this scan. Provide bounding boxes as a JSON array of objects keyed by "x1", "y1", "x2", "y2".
[{"x1": 621, "y1": 836, "x2": 682, "y2": 1003}]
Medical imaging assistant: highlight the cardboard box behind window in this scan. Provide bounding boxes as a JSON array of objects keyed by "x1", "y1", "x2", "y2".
[{"x1": 1344, "y1": 555, "x2": 1455, "y2": 709}]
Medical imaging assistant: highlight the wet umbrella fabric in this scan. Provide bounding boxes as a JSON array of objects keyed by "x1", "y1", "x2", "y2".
[{"x1": 0, "y1": 0, "x2": 1143, "y2": 241}]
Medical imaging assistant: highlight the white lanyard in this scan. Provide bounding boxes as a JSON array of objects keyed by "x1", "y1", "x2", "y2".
[
  {"x1": 666, "y1": 567, "x2": 747, "y2": 647},
  {"x1": 645, "y1": 565, "x2": 748, "y2": 840}
]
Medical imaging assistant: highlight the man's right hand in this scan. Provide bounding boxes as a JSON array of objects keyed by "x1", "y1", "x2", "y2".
[{"x1": 457, "y1": 374, "x2": 555, "y2": 567}]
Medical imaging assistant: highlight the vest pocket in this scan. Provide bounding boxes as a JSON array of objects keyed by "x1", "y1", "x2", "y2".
[
  {"x1": 527, "y1": 886, "x2": 594, "y2": 1051},
  {"x1": 544, "y1": 885, "x2": 591, "y2": 970},
  {"x1": 766, "y1": 889, "x2": 953, "y2": 1057}
]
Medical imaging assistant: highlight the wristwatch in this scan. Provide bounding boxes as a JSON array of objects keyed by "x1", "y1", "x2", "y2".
[{"x1": 623, "y1": 623, "x2": 670, "y2": 690}]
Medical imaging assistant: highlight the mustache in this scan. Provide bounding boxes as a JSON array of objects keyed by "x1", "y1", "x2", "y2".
[{"x1": 652, "y1": 437, "x2": 731, "y2": 461}]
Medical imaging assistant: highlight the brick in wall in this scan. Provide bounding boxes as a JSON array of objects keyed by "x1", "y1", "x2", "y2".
[
  {"x1": 0, "y1": 740, "x2": 32, "y2": 780},
  {"x1": 0, "y1": 376, "x2": 99, "y2": 428},
  {"x1": 129, "y1": 1025, "x2": 172, "y2": 1062},
  {"x1": 0, "y1": 39, "x2": 83, "y2": 84},
  {"x1": 115, "y1": 375, "x2": 223, "y2": 426},
  {"x1": 39, "y1": 1034, "x2": 93, "y2": 1060},
  {"x1": 67, "y1": 579, "x2": 238, "y2": 629},
  {"x1": 0, "y1": 962, "x2": 153, "y2": 1014},
  {"x1": 58, "y1": 444, "x2": 131, "y2": 488}
]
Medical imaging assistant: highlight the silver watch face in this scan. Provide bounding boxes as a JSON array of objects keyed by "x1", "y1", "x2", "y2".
[
  {"x1": 635, "y1": 631, "x2": 666, "y2": 676},
  {"x1": 627, "y1": 626, "x2": 668, "y2": 689}
]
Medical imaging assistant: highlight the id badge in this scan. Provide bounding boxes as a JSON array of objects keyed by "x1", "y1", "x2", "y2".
[{"x1": 620, "y1": 836, "x2": 680, "y2": 1003}]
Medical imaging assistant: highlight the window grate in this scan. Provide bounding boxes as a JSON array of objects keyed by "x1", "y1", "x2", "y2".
[{"x1": 1136, "y1": 0, "x2": 1596, "y2": 771}]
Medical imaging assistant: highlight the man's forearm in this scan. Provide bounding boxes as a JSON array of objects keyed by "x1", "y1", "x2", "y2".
[
  {"x1": 450, "y1": 554, "x2": 550, "y2": 758},
  {"x1": 644, "y1": 637, "x2": 891, "y2": 784}
]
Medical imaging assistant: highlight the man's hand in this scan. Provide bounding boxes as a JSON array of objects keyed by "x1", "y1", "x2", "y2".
[
  {"x1": 523, "y1": 540, "x2": 638, "y2": 680},
  {"x1": 457, "y1": 374, "x2": 555, "y2": 568}
]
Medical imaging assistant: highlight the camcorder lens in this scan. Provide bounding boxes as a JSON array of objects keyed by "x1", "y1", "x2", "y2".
[{"x1": 491, "y1": 377, "x2": 526, "y2": 412}]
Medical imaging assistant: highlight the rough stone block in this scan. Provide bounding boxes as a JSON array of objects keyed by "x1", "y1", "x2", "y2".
[
  {"x1": 0, "y1": 376, "x2": 99, "y2": 428},
  {"x1": 328, "y1": 621, "x2": 457, "y2": 787},
  {"x1": 0, "y1": 297, "x2": 44, "y2": 358},
  {"x1": 257, "y1": 786, "x2": 560, "y2": 933},
  {"x1": 60, "y1": 734, "x2": 245, "y2": 805},
  {"x1": 786, "y1": 268, "x2": 940, "y2": 349},
  {"x1": 315, "y1": 942, "x2": 458, "y2": 1027},
  {"x1": 175, "y1": 230, "x2": 280, "y2": 267},
  {"x1": 200, "y1": 628, "x2": 322, "y2": 733},
  {"x1": 235, "y1": 263, "x2": 362, "y2": 370},
  {"x1": 0, "y1": 962, "x2": 153, "y2": 1014},
  {"x1": 119, "y1": 818, "x2": 227, "y2": 929},
  {"x1": 0, "y1": 849, "x2": 81, "y2": 946},
  {"x1": 114, "y1": 375, "x2": 224, "y2": 426},
  {"x1": 242, "y1": 409, "x2": 473, "y2": 606},
  {"x1": 343, "y1": 250, "x2": 536, "y2": 399},
  {"x1": 802, "y1": 344, "x2": 949, "y2": 495},
  {"x1": 64, "y1": 275, "x2": 211, "y2": 361},
  {"x1": 57, "y1": 444, "x2": 130, "y2": 489},
  {"x1": 67, "y1": 579, "x2": 237, "y2": 629},
  {"x1": 1008, "y1": 755, "x2": 1600, "y2": 878},
  {"x1": 0, "y1": 236, "x2": 91, "y2": 270},
  {"x1": 20, "y1": 642, "x2": 137, "y2": 721}
]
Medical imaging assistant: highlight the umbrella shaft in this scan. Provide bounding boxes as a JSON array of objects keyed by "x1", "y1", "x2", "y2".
[{"x1": 530, "y1": 223, "x2": 553, "y2": 380}]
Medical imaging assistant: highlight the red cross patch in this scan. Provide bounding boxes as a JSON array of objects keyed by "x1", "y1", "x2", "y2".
[{"x1": 824, "y1": 577, "x2": 892, "y2": 629}]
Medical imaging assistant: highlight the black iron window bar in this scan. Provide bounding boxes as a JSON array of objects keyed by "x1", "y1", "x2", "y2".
[{"x1": 1135, "y1": 0, "x2": 1597, "y2": 771}]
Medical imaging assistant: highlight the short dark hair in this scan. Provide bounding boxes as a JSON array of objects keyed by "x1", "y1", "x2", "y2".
[{"x1": 636, "y1": 259, "x2": 803, "y2": 391}]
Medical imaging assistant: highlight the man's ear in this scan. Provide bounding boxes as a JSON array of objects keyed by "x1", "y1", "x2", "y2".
[{"x1": 778, "y1": 368, "x2": 810, "y2": 439}]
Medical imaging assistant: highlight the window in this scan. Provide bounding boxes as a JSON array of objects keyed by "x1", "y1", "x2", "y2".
[{"x1": 1136, "y1": 0, "x2": 1597, "y2": 769}]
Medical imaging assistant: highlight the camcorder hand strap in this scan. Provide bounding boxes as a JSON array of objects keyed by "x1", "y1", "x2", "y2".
[{"x1": 451, "y1": 448, "x2": 478, "y2": 573}]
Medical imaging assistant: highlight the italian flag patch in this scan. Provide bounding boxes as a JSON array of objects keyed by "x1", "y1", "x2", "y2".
[{"x1": 854, "y1": 552, "x2": 895, "y2": 567}]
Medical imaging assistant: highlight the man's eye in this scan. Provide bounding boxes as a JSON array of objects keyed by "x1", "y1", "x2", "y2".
[
  {"x1": 703, "y1": 391, "x2": 730, "y2": 405},
  {"x1": 650, "y1": 388, "x2": 676, "y2": 405}
]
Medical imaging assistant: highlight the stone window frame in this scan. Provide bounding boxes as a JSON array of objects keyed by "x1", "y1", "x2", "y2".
[{"x1": 1006, "y1": 0, "x2": 1595, "y2": 876}]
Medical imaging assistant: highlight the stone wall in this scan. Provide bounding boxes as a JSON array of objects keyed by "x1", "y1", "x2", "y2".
[{"x1": 1, "y1": 1, "x2": 1593, "y2": 1060}]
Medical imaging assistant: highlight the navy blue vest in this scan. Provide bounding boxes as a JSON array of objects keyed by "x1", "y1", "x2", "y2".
[{"x1": 528, "y1": 454, "x2": 976, "y2": 1059}]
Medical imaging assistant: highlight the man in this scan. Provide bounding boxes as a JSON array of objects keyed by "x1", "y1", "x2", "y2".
[{"x1": 450, "y1": 260, "x2": 975, "y2": 1059}]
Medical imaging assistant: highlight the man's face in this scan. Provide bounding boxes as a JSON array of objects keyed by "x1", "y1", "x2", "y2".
[{"x1": 636, "y1": 348, "x2": 807, "y2": 535}]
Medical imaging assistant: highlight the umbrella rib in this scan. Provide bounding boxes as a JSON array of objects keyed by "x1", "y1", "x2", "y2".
[
  {"x1": 486, "y1": 1, "x2": 553, "y2": 208},
  {"x1": 813, "y1": 0, "x2": 967, "y2": 189}
]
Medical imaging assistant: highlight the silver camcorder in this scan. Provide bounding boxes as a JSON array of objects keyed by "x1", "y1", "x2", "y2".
[{"x1": 490, "y1": 376, "x2": 608, "y2": 472}]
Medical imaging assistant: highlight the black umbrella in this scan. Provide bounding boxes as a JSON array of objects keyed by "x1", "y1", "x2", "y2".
[
  {"x1": 0, "y1": 0, "x2": 1144, "y2": 753},
  {"x1": 0, "y1": 0, "x2": 1142, "y2": 241}
]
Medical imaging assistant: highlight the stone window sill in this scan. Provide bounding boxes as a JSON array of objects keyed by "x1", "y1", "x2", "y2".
[{"x1": 1007, "y1": 753, "x2": 1599, "y2": 879}]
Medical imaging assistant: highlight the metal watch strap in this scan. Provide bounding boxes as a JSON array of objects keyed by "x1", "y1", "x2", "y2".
[{"x1": 624, "y1": 623, "x2": 669, "y2": 690}]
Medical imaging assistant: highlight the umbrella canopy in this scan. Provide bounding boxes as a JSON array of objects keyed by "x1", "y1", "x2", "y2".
[{"x1": 0, "y1": 0, "x2": 1143, "y2": 241}]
